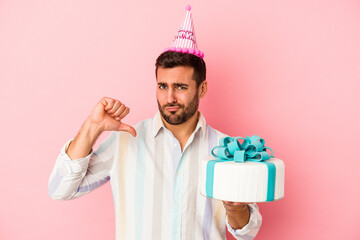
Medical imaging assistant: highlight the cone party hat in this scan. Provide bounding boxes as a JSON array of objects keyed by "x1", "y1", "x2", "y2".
[{"x1": 164, "y1": 5, "x2": 204, "y2": 59}]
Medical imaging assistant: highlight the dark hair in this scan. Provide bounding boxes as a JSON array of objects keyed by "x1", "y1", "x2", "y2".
[{"x1": 155, "y1": 51, "x2": 206, "y2": 87}]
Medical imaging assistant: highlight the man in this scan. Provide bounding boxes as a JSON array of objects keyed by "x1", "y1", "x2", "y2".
[{"x1": 48, "y1": 6, "x2": 262, "y2": 240}]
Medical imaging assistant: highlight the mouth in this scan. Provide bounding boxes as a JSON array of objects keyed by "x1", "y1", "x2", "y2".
[{"x1": 165, "y1": 106, "x2": 180, "y2": 112}]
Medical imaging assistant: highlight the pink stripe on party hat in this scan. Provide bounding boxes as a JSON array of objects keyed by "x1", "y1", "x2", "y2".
[{"x1": 164, "y1": 5, "x2": 204, "y2": 59}]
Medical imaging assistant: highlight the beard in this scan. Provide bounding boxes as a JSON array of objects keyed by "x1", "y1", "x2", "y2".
[{"x1": 157, "y1": 92, "x2": 199, "y2": 125}]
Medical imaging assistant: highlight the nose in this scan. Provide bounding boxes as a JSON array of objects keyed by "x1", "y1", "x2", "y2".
[{"x1": 167, "y1": 88, "x2": 177, "y2": 103}]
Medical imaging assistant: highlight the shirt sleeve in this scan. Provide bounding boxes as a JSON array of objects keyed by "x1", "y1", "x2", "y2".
[
  {"x1": 226, "y1": 203, "x2": 262, "y2": 240},
  {"x1": 48, "y1": 131, "x2": 117, "y2": 200}
]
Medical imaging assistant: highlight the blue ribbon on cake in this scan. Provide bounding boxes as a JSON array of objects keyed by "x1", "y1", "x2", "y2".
[{"x1": 206, "y1": 135, "x2": 276, "y2": 201}]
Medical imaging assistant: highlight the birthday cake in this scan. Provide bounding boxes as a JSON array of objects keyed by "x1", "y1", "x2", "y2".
[{"x1": 200, "y1": 136, "x2": 285, "y2": 202}]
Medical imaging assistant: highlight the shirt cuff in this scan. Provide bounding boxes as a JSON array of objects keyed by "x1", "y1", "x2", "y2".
[
  {"x1": 225, "y1": 204, "x2": 258, "y2": 236},
  {"x1": 59, "y1": 139, "x2": 94, "y2": 174}
]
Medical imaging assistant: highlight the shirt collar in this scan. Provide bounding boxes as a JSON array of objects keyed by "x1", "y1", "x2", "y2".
[{"x1": 151, "y1": 111, "x2": 207, "y2": 138}]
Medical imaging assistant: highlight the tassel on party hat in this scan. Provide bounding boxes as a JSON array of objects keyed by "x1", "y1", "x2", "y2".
[{"x1": 164, "y1": 5, "x2": 204, "y2": 59}]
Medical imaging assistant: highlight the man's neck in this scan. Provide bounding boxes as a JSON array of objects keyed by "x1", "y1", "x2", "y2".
[{"x1": 161, "y1": 111, "x2": 200, "y2": 151}]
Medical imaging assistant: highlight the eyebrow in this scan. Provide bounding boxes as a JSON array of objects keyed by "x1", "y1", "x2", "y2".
[
  {"x1": 157, "y1": 82, "x2": 189, "y2": 87},
  {"x1": 174, "y1": 83, "x2": 188, "y2": 87}
]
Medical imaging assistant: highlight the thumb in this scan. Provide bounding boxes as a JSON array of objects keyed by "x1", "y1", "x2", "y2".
[{"x1": 118, "y1": 122, "x2": 137, "y2": 137}]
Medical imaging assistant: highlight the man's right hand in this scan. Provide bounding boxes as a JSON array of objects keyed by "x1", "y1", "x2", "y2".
[
  {"x1": 66, "y1": 97, "x2": 136, "y2": 160},
  {"x1": 87, "y1": 97, "x2": 137, "y2": 137}
]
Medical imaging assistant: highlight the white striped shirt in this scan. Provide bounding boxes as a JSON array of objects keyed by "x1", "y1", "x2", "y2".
[{"x1": 48, "y1": 111, "x2": 262, "y2": 240}]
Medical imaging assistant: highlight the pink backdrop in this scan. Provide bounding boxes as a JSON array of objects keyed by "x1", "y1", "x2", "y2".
[{"x1": 1, "y1": 0, "x2": 359, "y2": 239}]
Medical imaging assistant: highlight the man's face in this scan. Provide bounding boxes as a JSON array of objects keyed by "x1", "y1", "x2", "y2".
[{"x1": 156, "y1": 66, "x2": 203, "y2": 125}]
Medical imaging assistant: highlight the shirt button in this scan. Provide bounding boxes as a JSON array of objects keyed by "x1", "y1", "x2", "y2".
[
  {"x1": 176, "y1": 171, "x2": 180, "y2": 175},
  {"x1": 175, "y1": 201, "x2": 179, "y2": 205}
]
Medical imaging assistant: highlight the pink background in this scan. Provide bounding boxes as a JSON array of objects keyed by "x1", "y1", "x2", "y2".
[{"x1": 1, "y1": 0, "x2": 359, "y2": 239}]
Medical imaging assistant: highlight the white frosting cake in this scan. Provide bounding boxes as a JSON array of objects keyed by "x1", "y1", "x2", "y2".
[{"x1": 200, "y1": 157, "x2": 285, "y2": 202}]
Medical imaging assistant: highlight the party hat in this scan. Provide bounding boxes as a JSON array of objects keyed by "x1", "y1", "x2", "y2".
[{"x1": 164, "y1": 5, "x2": 204, "y2": 59}]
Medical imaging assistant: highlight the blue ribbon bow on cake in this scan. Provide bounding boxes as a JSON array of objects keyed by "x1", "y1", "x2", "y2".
[{"x1": 211, "y1": 135, "x2": 274, "y2": 162}]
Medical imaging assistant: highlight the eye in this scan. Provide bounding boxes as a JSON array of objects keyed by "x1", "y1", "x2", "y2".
[
  {"x1": 177, "y1": 86, "x2": 187, "y2": 90},
  {"x1": 158, "y1": 84, "x2": 166, "y2": 90}
]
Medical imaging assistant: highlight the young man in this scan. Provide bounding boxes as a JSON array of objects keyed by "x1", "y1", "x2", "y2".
[
  {"x1": 48, "y1": 6, "x2": 262, "y2": 240},
  {"x1": 48, "y1": 51, "x2": 262, "y2": 240}
]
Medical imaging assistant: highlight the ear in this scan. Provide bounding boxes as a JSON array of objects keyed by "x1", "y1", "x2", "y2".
[{"x1": 198, "y1": 80, "x2": 208, "y2": 98}]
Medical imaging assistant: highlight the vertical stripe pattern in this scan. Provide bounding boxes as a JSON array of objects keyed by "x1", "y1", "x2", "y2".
[
  {"x1": 135, "y1": 123, "x2": 146, "y2": 240},
  {"x1": 48, "y1": 112, "x2": 262, "y2": 240},
  {"x1": 203, "y1": 126, "x2": 218, "y2": 239},
  {"x1": 151, "y1": 131, "x2": 164, "y2": 239},
  {"x1": 171, "y1": 8, "x2": 197, "y2": 49},
  {"x1": 117, "y1": 132, "x2": 130, "y2": 240},
  {"x1": 184, "y1": 135, "x2": 200, "y2": 240}
]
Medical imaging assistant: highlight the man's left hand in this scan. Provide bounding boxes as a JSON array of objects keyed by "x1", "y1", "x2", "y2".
[{"x1": 223, "y1": 201, "x2": 252, "y2": 230}]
